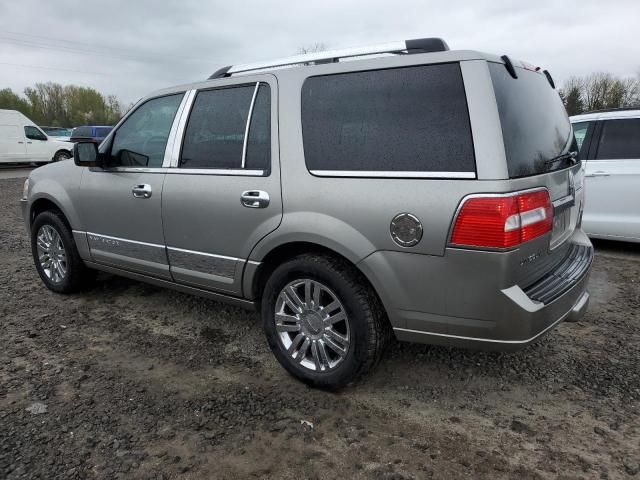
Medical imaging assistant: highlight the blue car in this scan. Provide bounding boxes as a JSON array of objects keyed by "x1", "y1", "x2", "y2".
[{"x1": 70, "y1": 125, "x2": 113, "y2": 144}]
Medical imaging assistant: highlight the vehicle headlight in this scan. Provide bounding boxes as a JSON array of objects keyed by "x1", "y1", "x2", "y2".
[{"x1": 22, "y1": 178, "x2": 30, "y2": 200}]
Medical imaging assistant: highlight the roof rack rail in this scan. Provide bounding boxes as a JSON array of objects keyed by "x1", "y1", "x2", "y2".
[
  {"x1": 208, "y1": 37, "x2": 449, "y2": 79},
  {"x1": 582, "y1": 106, "x2": 640, "y2": 114}
]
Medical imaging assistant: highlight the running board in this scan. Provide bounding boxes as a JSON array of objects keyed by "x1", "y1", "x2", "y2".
[{"x1": 84, "y1": 261, "x2": 257, "y2": 310}]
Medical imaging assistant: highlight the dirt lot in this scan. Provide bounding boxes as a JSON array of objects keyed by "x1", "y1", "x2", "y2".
[{"x1": 1, "y1": 176, "x2": 639, "y2": 479}]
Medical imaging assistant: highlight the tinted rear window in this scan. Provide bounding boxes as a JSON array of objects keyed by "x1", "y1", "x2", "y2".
[
  {"x1": 489, "y1": 63, "x2": 573, "y2": 178},
  {"x1": 72, "y1": 127, "x2": 93, "y2": 137},
  {"x1": 301, "y1": 63, "x2": 475, "y2": 175}
]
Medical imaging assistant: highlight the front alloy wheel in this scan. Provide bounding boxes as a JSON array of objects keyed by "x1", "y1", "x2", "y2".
[
  {"x1": 36, "y1": 224, "x2": 67, "y2": 283},
  {"x1": 275, "y1": 279, "x2": 351, "y2": 372}
]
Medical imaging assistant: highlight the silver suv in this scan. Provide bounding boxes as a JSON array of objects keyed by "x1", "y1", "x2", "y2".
[{"x1": 21, "y1": 38, "x2": 593, "y2": 388}]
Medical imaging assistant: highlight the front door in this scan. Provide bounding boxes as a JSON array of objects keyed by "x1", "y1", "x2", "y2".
[
  {"x1": 24, "y1": 126, "x2": 50, "y2": 162},
  {"x1": 162, "y1": 76, "x2": 281, "y2": 295},
  {"x1": 584, "y1": 118, "x2": 640, "y2": 241},
  {"x1": 76, "y1": 92, "x2": 186, "y2": 278}
]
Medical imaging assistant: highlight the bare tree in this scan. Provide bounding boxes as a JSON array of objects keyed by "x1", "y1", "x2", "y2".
[
  {"x1": 296, "y1": 43, "x2": 327, "y2": 55},
  {"x1": 560, "y1": 71, "x2": 640, "y2": 115}
]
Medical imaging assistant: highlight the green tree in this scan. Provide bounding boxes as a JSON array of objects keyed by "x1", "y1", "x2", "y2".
[
  {"x1": 0, "y1": 88, "x2": 32, "y2": 117},
  {"x1": 559, "y1": 77, "x2": 584, "y2": 116}
]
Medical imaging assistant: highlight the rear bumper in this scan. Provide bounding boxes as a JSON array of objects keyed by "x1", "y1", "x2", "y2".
[{"x1": 358, "y1": 229, "x2": 593, "y2": 350}]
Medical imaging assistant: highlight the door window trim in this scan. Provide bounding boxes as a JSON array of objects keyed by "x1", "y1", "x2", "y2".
[{"x1": 169, "y1": 81, "x2": 271, "y2": 176}]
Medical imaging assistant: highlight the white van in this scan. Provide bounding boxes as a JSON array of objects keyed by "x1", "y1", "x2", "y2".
[{"x1": 0, "y1": 110, "x2": 73, "y2": 164}]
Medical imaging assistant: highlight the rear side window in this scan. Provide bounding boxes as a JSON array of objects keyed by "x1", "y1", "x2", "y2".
[
  {"x1": 181, "y1": 84, "x2": 272, "y2": 170},
  {"x1": 572, "y1": 122, "x2": 589, "y2": 152},
  {"x1": 96, "y1": 127, "x2": 112, "y2": 137},
  {"x1": 596, "y1": 119, "x2": 640, "y2": 160},
  {"x1": 301, "y1": 63, "x2": 475, "y2": 175},
  {"x1": 0, "y1": 125, "x2": 21, "y2": 138},
  {"x1": 244, "y1": 84, "x2": 271, "y2": 170},
  {"x1": 489, "y1": 63, "x2": 573, "y2": 178}
]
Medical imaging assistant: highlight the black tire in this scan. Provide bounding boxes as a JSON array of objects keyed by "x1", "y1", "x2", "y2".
[
  {"x1": 31, "y1": 211, "x2": 95, "y2": 294},
  {"x1": 262, "y1": 253, "x2": 391, "y2": 389},
  {"x1": 53, "y1": 150, "x2": 71, "y2": 162}
]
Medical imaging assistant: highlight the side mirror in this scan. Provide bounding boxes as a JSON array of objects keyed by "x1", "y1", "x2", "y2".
[{"x1": 73, "y1": 142, "x2": 100, "y2": 167}]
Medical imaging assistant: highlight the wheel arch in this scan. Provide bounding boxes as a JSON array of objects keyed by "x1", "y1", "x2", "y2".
[
  {"x1": 52, "y1": 149, "x2": 72, "y2": 161},
  {"x1": 246, "y1": 241, "x2": 386, "y2": 316},
  {"x1": 30, "y1": 196, "x2": 73, "y2": 231}
]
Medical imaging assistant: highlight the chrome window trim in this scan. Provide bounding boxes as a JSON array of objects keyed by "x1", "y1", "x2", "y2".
[
  {"x1": 309, "y1": 170, "x2": 476, "y2": 179},
  {"x1": 166, "y1": 246, "x2": 242, "y2": 262},
  {"x1": 169, "y1": 89, "x2": 197, "y2": 168},
  {"x1": 97, "y1": 167, "x2": 168, "y2": 174},
  {"x1": 166, "y1": 168, "x2": 265, "y2": 176},
  {"x1": 162, "y1": 92, "x2": 192, "y2": 168},
  {"x1": 241, "y1": 82, "x2": 261, "y2": 168}
]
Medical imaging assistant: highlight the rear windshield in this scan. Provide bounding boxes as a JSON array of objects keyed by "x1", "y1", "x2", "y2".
[
  {"x1": 489, "y1": 63, "x2": 574, "y2": 178},
  {"x1": 72, "y1": 126, "x2": 93, "y2": 137}
]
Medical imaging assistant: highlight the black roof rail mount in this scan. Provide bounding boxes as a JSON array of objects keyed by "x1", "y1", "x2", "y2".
[
  {"x1": 543, "y1": 69, "x2": 555, "y2": 89},
  {"x1": 501, "y1": 55, "x2": 518, "y2": 79},
  {"x1": 405, "y1": 37, "x2": 449, "y2": 54},
  {"x1": 209, "y1": 65, "x2": 232, "y2": 80}
]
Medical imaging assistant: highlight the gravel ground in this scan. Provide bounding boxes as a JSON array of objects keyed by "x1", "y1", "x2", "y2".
[{"x1": 1, "y1": 176, "x2": 639, "y2": 479}]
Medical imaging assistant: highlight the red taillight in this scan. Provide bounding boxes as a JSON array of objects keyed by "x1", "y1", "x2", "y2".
[{"x1": 450, "y1": 189, "x2": 552, "y2": 249}]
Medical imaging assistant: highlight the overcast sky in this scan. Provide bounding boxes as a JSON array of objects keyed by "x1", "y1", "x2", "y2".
[{"x1": 1, "y1": 0, "x2": 638, "y2": 105}]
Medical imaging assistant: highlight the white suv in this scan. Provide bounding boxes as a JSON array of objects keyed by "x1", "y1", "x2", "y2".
[{"x1": 571, "y1": 109, "x2": 640, "y2": 243}]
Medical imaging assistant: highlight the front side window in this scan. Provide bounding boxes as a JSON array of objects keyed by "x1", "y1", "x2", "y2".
[
  {"x1": 24, "y1": 126, "x2": 47, "y2": 141},
  {"x1": 301, "y1": 63, "x2": 475, "y2": 175},
  {"x1": 596, "y1": 119, "x2": 640, "y2": 160},
  {"x1": 107, "y1": 93, "x2": 184, "y2": 168}
]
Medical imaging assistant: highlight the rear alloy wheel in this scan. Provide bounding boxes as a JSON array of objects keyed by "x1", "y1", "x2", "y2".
[
  {"x1": 262, "y1": 254, "x2": 391, "y2": 389},
  {"x1": 275, "y1": 279, "x2": 351, "y2": 372}
]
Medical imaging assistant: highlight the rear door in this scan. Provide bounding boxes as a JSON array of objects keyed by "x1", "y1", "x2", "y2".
[
  {"x1": 0, "y1": 124, "x2": 26, "y2": 162},
  {"x1": 583, "y1": 117, "x2": 640, "y2": 241},
  {"x1": 162, "y1": 76, "x2": 281, "y2": 295}
]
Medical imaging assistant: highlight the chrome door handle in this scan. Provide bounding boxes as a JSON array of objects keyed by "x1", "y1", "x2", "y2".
[
  {"x1": 132, "y1": 184, "x2": 152, "y2": 199},
  {"x1": 241, "y1": 190, "x2": 269, "y2": 208},
  {"x1": 585, "y1": 171, "x2": 610, "y2": 177}
]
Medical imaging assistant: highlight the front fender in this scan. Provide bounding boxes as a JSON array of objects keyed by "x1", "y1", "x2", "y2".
[{"x1": 27, "y1": 161, "x2": 83, "y2": 230}]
